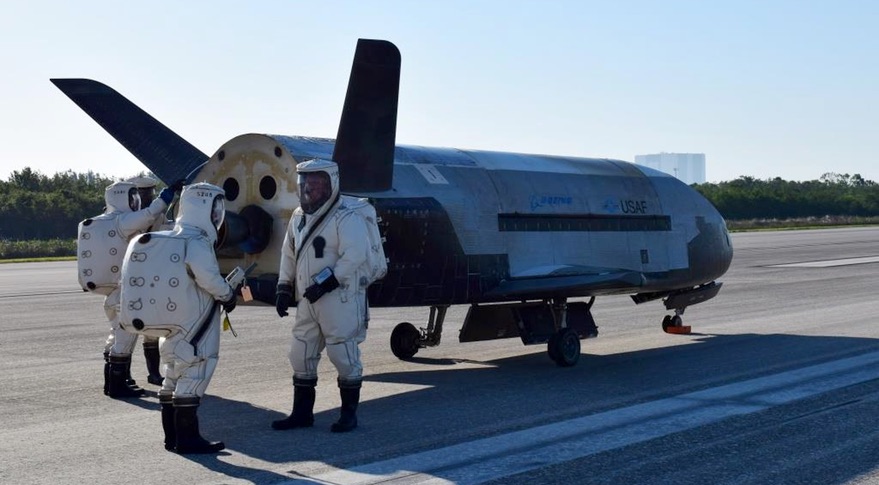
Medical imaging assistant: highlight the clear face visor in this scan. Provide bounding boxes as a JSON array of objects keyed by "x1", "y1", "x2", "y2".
[
  {"x1": 137, "y1": 187, "x2": 155, "y2": 206},
  {"x1": 297, "y1": 172, "x2": 317, "y2": 193},
  {"x1": 211, "y1": 195, "x2": 226, "y2": 230},
  {"x1": 128, "y1": 188, "x2": 142, "y2": 212},
  {"x1": 297, "y1": 171, "x2": 331, "y2": 214}
]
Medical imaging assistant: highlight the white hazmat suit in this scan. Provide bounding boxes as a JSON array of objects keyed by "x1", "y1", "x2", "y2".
[
  {"x1": 77, "y1": 180, "x2": 170, "y2": 398},
  {"x1": 274, "y1": 158, "x2": 377, "y2": 433},
  {"x1": 120, "y1": 182, "x2": 234, "y2": 454},
  {"x1": 125, "y1": 175, "x2": 175, "y2": 386}
]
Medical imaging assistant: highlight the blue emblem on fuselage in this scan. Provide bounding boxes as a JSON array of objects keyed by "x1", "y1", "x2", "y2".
[
  {"x1": 603, "y1": 198, "x2": 619, "y2": 213},
  {"x1": 603, "y1": 198, "x2": 648, "y2": 214},
  {"x1": 531, "y1": 195, "x2": 573, "y2": 210}
]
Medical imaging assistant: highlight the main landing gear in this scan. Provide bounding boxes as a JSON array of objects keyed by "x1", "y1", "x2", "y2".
[
  {"x1": 389, "y1": 298, "x2": 598, "y2": 367},
  {"x1": 545, "y1": 297, "x2": 594, "y2": 367},
  {"x1": 389, "y1": 283, "x2": 724, "y2": 366},
  {"x1": 390, "y1": 305, "x2": 448, "y2": 360}
]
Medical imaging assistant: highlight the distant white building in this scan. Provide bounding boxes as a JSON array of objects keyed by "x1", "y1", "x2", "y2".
[{"x1": 635, "y1": 153, "x2": 706, "y2": 185}]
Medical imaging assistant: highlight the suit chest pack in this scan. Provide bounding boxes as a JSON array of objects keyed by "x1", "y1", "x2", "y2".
[
  {"x1": 77, "y1": 215, "x2": 129, "y2": 296},
  {"x1": 120, "y1": 232, "x2": 198, "y2": 337}
]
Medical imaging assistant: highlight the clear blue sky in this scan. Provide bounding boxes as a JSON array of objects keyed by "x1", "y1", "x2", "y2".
[{"x1": 2, "y1": 0, "x2": 877, "y2": 183}]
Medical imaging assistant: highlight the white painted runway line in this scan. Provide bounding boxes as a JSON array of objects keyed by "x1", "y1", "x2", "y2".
[
  {"x1": 286, "y1": 351, "x2": 879, "y2": 485},
  {"x1": 768, "y1": 256, "x2": 879, "y2": 268}
]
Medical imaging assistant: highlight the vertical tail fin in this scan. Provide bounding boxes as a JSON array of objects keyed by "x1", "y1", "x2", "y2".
[{"x1": 332, "y1": 39, "x2": 400, "y2": 193}]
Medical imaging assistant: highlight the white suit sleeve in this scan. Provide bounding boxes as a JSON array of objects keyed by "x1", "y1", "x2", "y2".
[
  {"x1": 117, "y1": 198, "x2": 169, "y2": 238},
  {"x1": 332, "y1": 212, "x2": 369, "y2": 289},
  {"x1": 278, "y1": 215, "x2": 297, "y2": 286},
  {"x1": 186, "y1": 238, "x2": 234, "y2": 301}
]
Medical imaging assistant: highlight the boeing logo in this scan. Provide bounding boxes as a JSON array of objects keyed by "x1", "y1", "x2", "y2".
[{"x1": 531, "y1": 195, "x2": 573, "y2": 210}]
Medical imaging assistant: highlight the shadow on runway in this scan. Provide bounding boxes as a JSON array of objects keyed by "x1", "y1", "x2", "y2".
[{"x1": 176, "y1": 332, "x2": 879, "y2": 484}]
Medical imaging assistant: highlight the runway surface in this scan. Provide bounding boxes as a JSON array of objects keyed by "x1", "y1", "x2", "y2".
[{"x1": 1, "y1": 227, "x2": 878, "y2": 484}]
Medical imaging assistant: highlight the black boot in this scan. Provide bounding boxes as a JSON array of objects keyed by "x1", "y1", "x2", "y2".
[
  {"x1": 103, "y1": 352, "x2": 110, "y2": 396},
  {"x1": 174, "y1": 396, "x2": 225, "y2": 454},
  {"x1": 143, "y1": 341, "x2": 163, "y2": 386},
  {"x1": 330, "y1": 379, "x2": 361, "y2": 433},
  {"x1": 107, "y1": 355, "x2": 145, "y2": 398},
  {"x1": 160, "y1": 394, "x2": 176, "y2": 451},
  {"x1": 124, "y1": 358, "x2": 141, "y2": 390},
  {"x1": 272, "y1": 377, "x2": 317, "y2": 430}
]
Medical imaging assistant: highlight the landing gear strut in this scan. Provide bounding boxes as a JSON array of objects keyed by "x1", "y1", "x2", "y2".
[
  {"x1": 635, "y1": 282, "x2": 721, "y2": 335},
  {"x1": 546, "y1": 297, "x2": 591, "y2": 367},
  {"x1": 390, "y1": 305, "x2": 448, "y2": 360}
]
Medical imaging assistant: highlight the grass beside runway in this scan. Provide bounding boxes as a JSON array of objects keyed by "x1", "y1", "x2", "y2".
[
  {"x1": 0, "y1": 238, "x2": 75, "y2": 261},
  {"x1": 0, "y1": 256, "x2": 75, "y2": 264}
]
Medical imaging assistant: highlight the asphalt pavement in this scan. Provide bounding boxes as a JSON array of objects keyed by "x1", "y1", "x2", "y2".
[{"x1": 1, "y1": 227, "x2": 878, "y2": 484}]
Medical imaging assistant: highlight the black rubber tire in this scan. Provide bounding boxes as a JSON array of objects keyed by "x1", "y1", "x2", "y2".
[
  {"x1": 661, "y1": 315, "x2": 673, "y2": 332},
  {"x1": 390, "y1": 322, "x2": 420, "y2": 360},
  {"x1": 547, "y1": 333, "x2": 561, "y2": 362},
  {"x1": 551, "y1": 328, "x2": 581, "y2": 367}
]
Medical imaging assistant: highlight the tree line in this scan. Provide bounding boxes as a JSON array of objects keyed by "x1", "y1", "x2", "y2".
[
  {"x1": 693, "y1": 173, "x2": 879, "y2": 220},
  {"x1": 2, "y1": 167, "x2": 879, "y2": 242},
  {"x1": 0, "y1": 167, "x2": 140, "y2": 240}
]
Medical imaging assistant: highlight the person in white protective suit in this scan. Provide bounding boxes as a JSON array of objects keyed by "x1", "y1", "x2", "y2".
[
  {"x1": 273, "y1": 158, "x2": 374, "y2": 433},
  {"x1": 121, "y1": 182, "x2": 236, "y2": 454},
  {"x1": 77, "y1": 179, "x2": 176, "y2": 398},
  {"x1": 125, "y1": 176, "x2": 174, "y2": 386},
  {"x1": 127, "y1": 176, "x2": 175, "y2": 233}
]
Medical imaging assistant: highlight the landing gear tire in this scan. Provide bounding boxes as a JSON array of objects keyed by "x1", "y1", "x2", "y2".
[
  {"x1": 547, "y1": 333, "x2": 561, "y2": 362},
  {"x1": 549, "y1": 328, "x2": 580, "y2": 367},
  {"x1": 662, "y1": 315, "x2": 683, "y2": 333},
  {"x1": 391, "y1": 322, "x2": 420, "y2": 360}
]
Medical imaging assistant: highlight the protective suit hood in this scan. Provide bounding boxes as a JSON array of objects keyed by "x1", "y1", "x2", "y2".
[
  {"x1": 105, "y1": 181, "x2": 139, "y2": 214},
  {"x1": 127, "y1": 176, "x2": 158, "y2": 206},
  {"x1": 175, "y1": 182, "x2": 226, "y2": 245},
  {"x1": 296, "y1": 158, "x2": 340, "y2": 221}
]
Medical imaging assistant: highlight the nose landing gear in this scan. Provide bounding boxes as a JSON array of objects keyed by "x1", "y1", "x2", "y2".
[
  {"x1": 661, "y1": 308, "x2": 691, "y2": 334},
  {"x1": 657, "y1": 282, "x2": 722, "y2": 334}
]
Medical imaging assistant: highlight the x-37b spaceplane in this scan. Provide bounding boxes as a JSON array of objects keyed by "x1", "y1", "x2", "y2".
[{"x1": 53, "y1": 39, "x2": 733, "y2": 367}]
